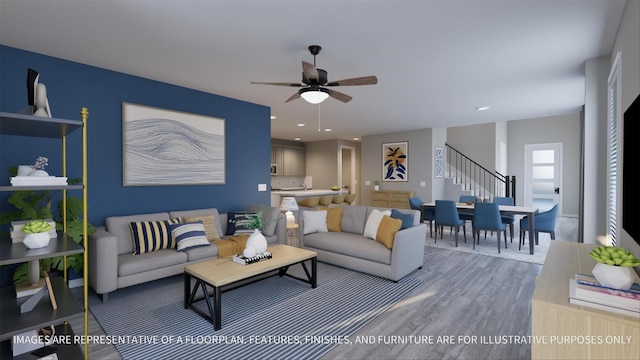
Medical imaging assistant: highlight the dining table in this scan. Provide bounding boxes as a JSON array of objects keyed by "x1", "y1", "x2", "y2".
[{"x1": 420, "y1": 202, "x2": 540, "y2": 255}]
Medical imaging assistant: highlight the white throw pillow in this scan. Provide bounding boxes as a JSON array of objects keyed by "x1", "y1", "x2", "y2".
[
  {"x1": 363, "y1": 209, "x2": 392, "y2": 239},
  {"x1": 303, "y1": 210, "x2": 328, "y2": 235}
]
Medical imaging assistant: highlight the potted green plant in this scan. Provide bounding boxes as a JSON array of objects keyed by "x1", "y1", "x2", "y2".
[
  {"x1": 21, "y1": 220, "x2": 53, "y2": 249},
  {"x1": 589, "y1": 245, "x2": 640, "y2": 290}
]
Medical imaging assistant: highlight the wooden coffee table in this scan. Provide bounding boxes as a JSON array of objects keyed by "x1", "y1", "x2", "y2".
[{"x1": 183, "y1": 244, "x2": 317, "y2": 330}]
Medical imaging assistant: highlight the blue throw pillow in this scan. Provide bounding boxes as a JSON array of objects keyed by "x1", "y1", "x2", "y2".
[{"x1": 390, "y1": 209, "x2": 413, "y2": 229}]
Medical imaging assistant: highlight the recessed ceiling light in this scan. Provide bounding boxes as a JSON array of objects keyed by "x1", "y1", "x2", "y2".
[
  {"x1": 476, "y1": 106, "x2": 491, "y2": 111},
  {"x1": 294, "y1": 137, "x2": 301, "y2": 141},
  {"x1": 270, "y1": 115, "x2": 277, "y2": 120},
  {"x1": 297, "y1": 123, "x2": 305, "y2": 127},
  {"x1": 324, "y1": 129, "x2": 332, "y2": 132},
  {"x1": 353, "y1": 137, "x2": 360, "y2": 141}
]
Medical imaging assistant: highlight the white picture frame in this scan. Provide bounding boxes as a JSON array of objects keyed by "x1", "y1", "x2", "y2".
[{"x1": 122, "y1": 102, "x2": 225, "y2": 186}]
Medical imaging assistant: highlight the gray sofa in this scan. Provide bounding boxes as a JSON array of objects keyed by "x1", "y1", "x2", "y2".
[
  {"x1": 88, "y1": 205, "x2": 285, "y2": 302},
  {"x1": 299, "y1": 205, "x2": 426, "y2": 281}
]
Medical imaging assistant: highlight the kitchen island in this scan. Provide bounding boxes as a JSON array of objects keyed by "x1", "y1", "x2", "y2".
[{"x1": 270, "y1": 189, "x2": 348, "y2": 207}]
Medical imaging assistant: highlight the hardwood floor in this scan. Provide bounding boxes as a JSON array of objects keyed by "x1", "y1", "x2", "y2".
[{"x1": 69, "y1": 217, "x2": 578, "y2": 359}]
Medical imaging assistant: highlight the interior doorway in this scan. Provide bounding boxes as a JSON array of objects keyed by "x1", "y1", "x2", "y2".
[
  {"x1": 524, "y1": 142, "x2": 563, "y2": 213},
  {"x1": 339, "y1": 145, "x2": 356, "y2": 203}
]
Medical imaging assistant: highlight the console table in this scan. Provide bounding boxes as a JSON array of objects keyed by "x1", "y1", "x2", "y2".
[{"x1": 531, "y1": 241, "x2": 639, "y2": 359}]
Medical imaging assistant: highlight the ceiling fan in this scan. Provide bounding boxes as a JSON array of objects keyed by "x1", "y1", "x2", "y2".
[{"x1": 251, "y1": 45, "x2": 378, "y2": 104}]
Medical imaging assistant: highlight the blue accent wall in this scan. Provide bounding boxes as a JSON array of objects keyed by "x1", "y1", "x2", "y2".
[{"x1": 0, "y1": 46, "x2": 272, "y2": 226}]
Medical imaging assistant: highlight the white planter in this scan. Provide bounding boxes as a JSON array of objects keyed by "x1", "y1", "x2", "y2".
[
  {"x1": 245, "y1": 229, "x2": 267, "y2": 254},
  {"x1": 23, "y1": 232, "x2": 51, "y2": 249},
  {"x1": 374, "y1": 185, "x2": 380, "y2": 191},
  {"x1": 592, "y1": 262, "x2": 637, "y2": 290}
]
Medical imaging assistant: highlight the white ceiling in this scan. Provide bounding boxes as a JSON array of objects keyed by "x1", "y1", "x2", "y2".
[{"x1": 0, "y1": 0, "x2": 628, "y2": 142}]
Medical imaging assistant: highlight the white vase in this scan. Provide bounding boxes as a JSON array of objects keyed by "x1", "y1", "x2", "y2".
[
  {"x1": 374, "y1": 185, "x2": 380, "y2": 191},
  {"x1": 245, "y1": 229, "x2": 267, "y2": 254},
  {"x1": 23, "y1": 232, "x2": 51, "y2": 249},
  {"x1": 17, "y1": 165, "x2": 34, "y2": 176},
  {"x1": 592, "y1": 262, "x2": 637, "y2": 290}
]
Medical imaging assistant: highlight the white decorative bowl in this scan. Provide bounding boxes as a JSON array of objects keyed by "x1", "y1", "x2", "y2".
[
  {"x1": 28, "y1": 170, "x2": 49, "y2": 177},
  {"x1": 23, "y1": 232, "x2": 51, "y2": 249}
]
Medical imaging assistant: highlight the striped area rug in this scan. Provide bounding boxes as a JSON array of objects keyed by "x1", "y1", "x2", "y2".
[{"x1": 89, "y1": 262, "x2": 421, "y2": 360}]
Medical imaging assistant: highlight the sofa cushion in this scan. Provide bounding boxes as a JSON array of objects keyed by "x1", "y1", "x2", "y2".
[
  {"x1": 118, "y1": 249, "x2": 187, "y2": 277},
  {"x1": 341, "y1": 205, "x2": 368, "y2": 234},
  {"x1": 318, "y1": 206, "x2": 343, "y2": 232},
  {"x1": 129, "y1": 219, "x2": 180, "y2": 255},
  {"x1": 184, "y1": 243, "x2": 219, "y2": 262},
  {"x1": 106, "y1": 212, "x2": 171, "y2": 255},
  {"x1": 390, "y1": 209, "x2": 414, "y2": 230},
  {"x1": 363, "y1": 209, "x2": 391, "y2": 240},
  {"x1": 183, "y1": 214, "x2": 220, "y2": 241},
  {"x1": 303, "y1": 210, "x2": 328, "y2": 234},
  {"x1": 248, "y1": 205, "x2": 279, "y2": 237},
  {"x1": 169, "y1": 208, "x2": 224, "y2": 238},
  {"x1": 376, "y1": 215, "x2": 403, "y2": 249},
  {"x1": 304, "y1": 232, "x2": 392, "y2": 265},
  {"x1": 171, "y1": 222, "x2": 211, "y2": 252}
]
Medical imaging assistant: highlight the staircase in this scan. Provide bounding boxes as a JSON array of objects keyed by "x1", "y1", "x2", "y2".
[{"x1": 444, "y1": 143, "x2": 516, "y2": 202}]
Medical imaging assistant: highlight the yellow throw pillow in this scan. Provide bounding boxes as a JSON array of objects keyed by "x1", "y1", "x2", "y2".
[
  {"x1": 183, "y1": 214, "x2": 220, "y2": 241},
  {"x1": 375, "y1": 215, "x2": 402, "y2": 249},
  {"x1": 318, "y1": 206, "x2": 343, "y2": 232}
]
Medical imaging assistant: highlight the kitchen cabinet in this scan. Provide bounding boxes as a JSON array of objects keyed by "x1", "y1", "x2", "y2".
[
  {"x1": 272, "y1": 146, "x2": 305, "y2": 176},
  {"x1": 0, "y1": 110, "x2": 89, "y2": 359}
]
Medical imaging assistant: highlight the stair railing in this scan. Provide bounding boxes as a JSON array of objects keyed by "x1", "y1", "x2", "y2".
[{"x1": 445, "y1": 143, "x2": 516, "y2": 203}]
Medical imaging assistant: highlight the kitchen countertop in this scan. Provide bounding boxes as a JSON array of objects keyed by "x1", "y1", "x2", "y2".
[{"x1": 271, "y1": 189, "x2": 348, "y2": 196}]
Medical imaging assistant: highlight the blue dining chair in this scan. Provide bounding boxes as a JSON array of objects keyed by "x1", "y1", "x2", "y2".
[
  {"x1": 458, "y1": 195, "x2": 477, "y2": 228},
  {"x1": 519, "y1": 204, "x2": 559, "y2": 250},
  {"x1": 493, "y1": 196, "x2": 515, "y2": 243},
  {"x1": 410, "y1": 196, "x2": 436, "y2": 238},
  {"x1": 472, "y1": 202, "x2": 508, "y2": 253},
  {"x1": 435, "y1": 200, "x2": 466, "y2": 246}
]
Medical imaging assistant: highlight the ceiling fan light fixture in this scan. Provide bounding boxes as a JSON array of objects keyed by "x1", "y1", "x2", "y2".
[{"x1": 300, "y1": 87, "x2": 330, "y2": 104}]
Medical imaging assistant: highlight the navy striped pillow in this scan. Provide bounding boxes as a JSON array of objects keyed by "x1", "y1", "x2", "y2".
[
  {"x1": 170, "y1": 221, "x2": 210, "y2": 252},
  {"x1": 129, "y1": 219, "x2": 181, "y2": 255}
]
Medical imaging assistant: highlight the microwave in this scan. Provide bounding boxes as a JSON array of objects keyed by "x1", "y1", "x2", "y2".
[{"x1": 270, "y1": 163, "x2": 277, "y2": 175}]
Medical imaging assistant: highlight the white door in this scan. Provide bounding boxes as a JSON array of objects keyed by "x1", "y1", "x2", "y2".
[{"x1": 524, "y1": 143, "x2": 562, "y2": 213}]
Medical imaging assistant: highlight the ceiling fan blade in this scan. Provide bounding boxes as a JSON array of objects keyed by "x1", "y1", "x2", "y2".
[
  {"x1": 326, "y1": 75, "x2": 378, "y2": 86},
  {"x1": 328, "y1": 89, "x2": 352, "y2": 103},
  {"x1": 285, "y1": 92, "x2": 301, "y2": 103},
  {"x1": 302, "y1": 61, "x2": 319, "y2": 82},
  {"x1": 251, "y1": 81, "x2": 302, "y2": 87}
]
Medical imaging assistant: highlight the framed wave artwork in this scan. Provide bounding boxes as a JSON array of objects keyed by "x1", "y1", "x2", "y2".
[{"x1": 122, "y1": 102, "x2": 225, "y2": 186}]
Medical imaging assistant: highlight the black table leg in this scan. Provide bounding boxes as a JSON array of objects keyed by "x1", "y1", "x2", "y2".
[
  {"x1": 213, "y1": 285, "x2": 222, "y2": 331},
  {"x1": 183, "y1": 273, "x2": 190, "y2": 309}
]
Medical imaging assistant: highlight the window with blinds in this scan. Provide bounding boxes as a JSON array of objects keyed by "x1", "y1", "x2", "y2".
[{"x1": 606, "y1": 51, "x2": 622, "y2": 246}]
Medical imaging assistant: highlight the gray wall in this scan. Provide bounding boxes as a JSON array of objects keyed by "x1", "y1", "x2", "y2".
[
  {"x1": 507, "y1": 113, "x2": 581, "y2": 215},
  {"x1": 611, "y1": 0, "x2": 640, "y2": 254},
  {"x1": 361, "y1": 129, "x2": 433, "y2": 205}
]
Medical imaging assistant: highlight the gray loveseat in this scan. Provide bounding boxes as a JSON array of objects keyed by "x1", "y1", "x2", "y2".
[
  {"x1": 88, "y1": 205, "x2": 285, "y2": 302},
  {"x1": 299, "y1": 205, "x2": 426, "y2": 281}
]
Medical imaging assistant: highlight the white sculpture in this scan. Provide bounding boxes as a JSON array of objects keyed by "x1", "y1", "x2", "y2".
[{"x1": 33, "y1": 83, "x2": 52, "y2": 117}]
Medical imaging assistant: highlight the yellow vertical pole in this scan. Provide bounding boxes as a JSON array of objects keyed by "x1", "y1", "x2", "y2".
[
  {"x1": 62, "y1": 131, "x2": 68, "y2": 281},
  {"x1": 81, "y1": 107, "x2": 89, "y2": 360}
]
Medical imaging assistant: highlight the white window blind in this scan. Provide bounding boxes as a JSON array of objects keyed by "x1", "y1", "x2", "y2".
[{"x1": 606, "y1": 51, "x2": 622, "y2": 246}]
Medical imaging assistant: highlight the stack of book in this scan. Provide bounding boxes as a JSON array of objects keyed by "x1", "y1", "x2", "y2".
[
  {"x1": 11, "y1": 219, "x2": 57, "y2": 243},
  {"x1": 11, "y1": 176, "x2": 68, "y2": 186},
  {"x1": 569, "y1": 273, "x2": 640, "y2": 318},
  {"x1": 232, "y1": 251, "x2": 273, "y2": 265}
]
